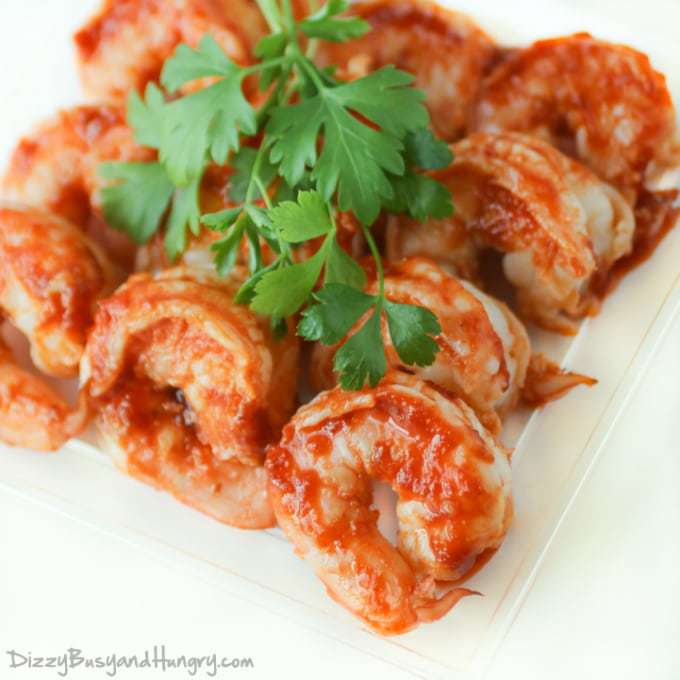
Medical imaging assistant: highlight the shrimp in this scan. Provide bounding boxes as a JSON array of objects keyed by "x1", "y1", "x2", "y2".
[
  {"x1": 266, "y1": 371, "x2": 512, "y2": 635},
  {"x1": 314, "y1": 0, "x2": 498, "y2": 140},
  {"x1": 81, "y1": 267, "x2": 300, "y2": 528},
  {"x1": 311, "y1": 257, "x2": 530, "y2": 431},
  {"x1": 135, "y1": 164, "x2": 364, "y2": 274},
  {"x1": 2, "y1": 105, "x2": 151, "y2": 267},
  {"x1": 74, "y1": 0, "x2": 311, "y2": 102},
  {"x1": 384, "y1": 213, "x2": 478, "y2": 281},
  {"x1": 0, "y1": 206, "x2": 115, "y2": 450},
  {"x1": 74, "y1": 0, "x2": 264, "y2": 102},
  {"x1": 471, "y1": 33, "x2": 680, "y2": 203},
  {"x1": 311, "y1": 257, "x2": 592, "y2": 427},
  {"x1": 437, "y1": 132, "x2": 635, "y2": 333}
]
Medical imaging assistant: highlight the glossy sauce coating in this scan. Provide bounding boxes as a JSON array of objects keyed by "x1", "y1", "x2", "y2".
[
  {"x1": 315, "y1": 0, "x2": 498, "y2": 140},
  {"x1": 2, "y1": 105, "x2": 152, "y2": 267},
  {"x1": 0, "y1": 338, "x2": 89, "y2": 451},
  {"x1": 74, "y1": 0, "x2": 263, "y2": 101},
  {"x1": 266, "y1": 372, "x2": 512, "y2": 634},
  {"x1": 0, "y1": 206, "x2": 113, "y2": 450},
  {"x1": 471, "y1": 33, "x2": 680, "y2": 202},
  {"x1": 0, "y1": 206, "x2": 114, "y2": 377},
  {"x1": 310, "y1": 257, "x2": 531, "y2": 430},
  {"x1": 82, "y1": 268, "x2": 299, "y2": 528},
  {"x1": 439, "y1": 132, "x2": 634, "y2": 333}
]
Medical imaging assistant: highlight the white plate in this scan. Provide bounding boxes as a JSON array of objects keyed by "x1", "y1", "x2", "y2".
[{"x1": 1, "y1": 1, "x2": 680, "y2": 677}]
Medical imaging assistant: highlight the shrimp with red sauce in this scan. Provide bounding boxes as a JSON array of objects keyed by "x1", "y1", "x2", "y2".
[
  {"x1": 311, "y1": 257, "x2": 592, "y2": 429},
  {"x1": 74, "y1": 0, "x2": 265, "y2": 102},
  {"x1": 315, "y1": 0, "x2": 498, "y2": 140},
  {"x1": 266, "y1": 371, "x2": 512, "y2": 635},
  {"x1": 0, "y1": 206, "x2": 115, "y2": 450},
  {"x1": 2, "y1": 105, "x2": 151, "y2": 267},
  {"x1": 433, "y1": 132, "x2": 635, "y2": 333},
  {"x1": 74, "y1": 0, "x2": 311, "y2": 102},
  {"x1": 385, "y1": 213, "x2": 478, "y2": 281},
  {"x1": 81, "y1": 267, "x2": 299, "y2": 528},
  {"x1": 471, "y1": 33, "x2": 680, "y2": 204}
]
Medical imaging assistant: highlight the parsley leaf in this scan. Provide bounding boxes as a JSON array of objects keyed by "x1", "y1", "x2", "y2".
[
  {"x1": 250, "y1": 238, "x2": 331, "y2": 316},
  {"x1": 386, "y1": 172, "x2": 454, "y2": 221},
  {"x1": 99, "y1": 162, "x2": 174, "y2": 244},
  {"x1": 324, "y1": 238, "x2": 366, "y2": 288},
  {"x1": 298, "y1": 283, "x2": 374, "y2": 344},
  {"x1": 211, "y1": 220, "x2": 245, "y2": 275},
  {"x1": 404, "y1": 129, "x2": 453, "y2": 169},
  {"x1": 201, "y1": 206, "x2": 242, "y2": 231},
  {"x1": 228, "y1": 146, "x2": 279, "y2": 202},
  {"x1": 270, "y1": 190, "x2": 332, "y2": 242},
  {"x1": 268, "y1": 67, "x2": 428, "y2": 224},
  {"x1": 159, "y1": 36, "x2": 256, "y2": 185},
  {"x1": 161, "y1": 35, "x2": 243, "y2": 92},
  {"x1": 384, "y1": 301, "x2": 441, "y2": 366},
  {"x1": 164, "y1": 173, "x2": 202, "y2": 259},
  {"x1": 299, "y1": 0, "x2": 370, "y2": 42},
  {"x1": 333, "y1": 310, "x2": 386, "y2": 389},
  {"x1": 127, "y1": 84, "x2": 166, "y2": 149}
]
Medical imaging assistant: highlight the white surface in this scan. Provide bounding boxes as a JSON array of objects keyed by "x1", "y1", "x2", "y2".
[{"x1": 1, "y1": 1, "x2": 679, "y2": 679}]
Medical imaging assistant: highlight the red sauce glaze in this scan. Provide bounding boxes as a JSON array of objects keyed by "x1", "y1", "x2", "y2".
[
  {"x1": 98, "y1": 374, "x2": 222, "y2": 488},
  {"x1": 473, "y1": 34, "x2": 677, "y2": 197},
  {"x1": 0, "y1": 209, "x2": 107, "y2": 338},
  {"x1": 597, "y1": 188, "x2": 680, "y2": 296},
  {"x1": 75, "y1": 0, "x2": 170, "y2": 58},
  {"x1": 267, "y1": 382, "x2": 505, "y2": 571}
]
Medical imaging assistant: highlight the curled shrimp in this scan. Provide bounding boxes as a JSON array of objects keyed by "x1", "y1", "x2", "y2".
[
  {"x1": 266, "y1": 371, "x2": 512, "y2": 635},
  {"x1": 436, "y1": 132, "x2": 635, "y2": 333},
  {"x1": 0, "y1": 206, "x2": 115, "y2": 450},
  {"x1": 81, "y1": 267, "x2": 299, "y2": 528},
  {"x1": 315, "y1": 0, "x2": 498, "y2": 140},
  {"x1": 2, "y1": 105, "x2": 151, "y2": 267},
  {"x1": 471, "y1": 33, "x2": 680, "y2": 203},
  {"x1": 74, "y1": 0, "x2": 265, "y2": 102},
  {"x1": 385, "y1": 213, "x2": 478, "y2": 281},
  {"x1": 311, "y1": 257, "x2": 530, "y2": 431},
  {"x1": 311, "y1": 257, "x2": 592, "y2": 427}
]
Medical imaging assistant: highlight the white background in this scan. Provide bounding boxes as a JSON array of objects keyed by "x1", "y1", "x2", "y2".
[{"x1": 1, "y1": 1, "x2": 679, "y2": 679}]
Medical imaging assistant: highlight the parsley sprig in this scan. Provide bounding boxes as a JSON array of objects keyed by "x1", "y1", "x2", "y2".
[{"x1": 99, "y1": 0, "x2": 453, "y2": 389}]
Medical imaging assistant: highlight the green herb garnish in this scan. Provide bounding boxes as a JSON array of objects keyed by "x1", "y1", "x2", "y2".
[{"x1": 99, "y1": 0, "x2": 453, "y2": 389}]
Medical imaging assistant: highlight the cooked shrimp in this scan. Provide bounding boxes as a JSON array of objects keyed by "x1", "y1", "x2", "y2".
[
  {"x1": 81, "y1": 267, "x2": 299, "y2": 528},
  {"x1": 315, "y1": 0, "x2": 498, "y2": 140},
  {"x1": 74, "y1": 0, "x2": 264, "y2": 102},
  {"x1": 311, "y1": 256, "x2": 592, "y2": 426},
  {"x1": 266, "y1": 371, "x2": 512, "y2": 635},
  {"x1": 75, "y1": 0, "x2": 312, "y2": 101},
  {"x1": 0, "y1": 339, "x2": 89, "y2": 451},
  {"x1": 471, "y1": 33, "x2": 680, "y2": 202},
  {"x1": 2, "y1": 105, "x2": 151, "y2": 267},
  {"x1": 136, "y1": 167, "x2": 364, "y2": 275},
  {"x1": 385, "y1": 213, "x2": 478, "y2": 281},
  {"x1": 0, "y1": 206, "x2": 114, "y2": 450},
  {"x1": 438, "y1": 132, "x2": 635, "y2": 333},
  {"x1": 311, "y1": 257, "x2": 530, "y2": 431}
]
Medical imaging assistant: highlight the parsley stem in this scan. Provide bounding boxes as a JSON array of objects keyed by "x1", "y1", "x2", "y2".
[
  {"x1": 254, "y1": 0, "x2": 283, "y2": 32},
  {"x1": 254, "y1": 176, "x2": 273, "y2": 208},
  {"x1": 256, "y1": 64, "x2": 292, "y2": 127},
  {"x1": 361, "y1": 223, "x2": 385, "y2": 304},
  {"x1": 243, "y1": 56, "x2": 289, "y2": 76},
  {"x1": 280, "y1": 0, "x2": 296, "y2": 34}
]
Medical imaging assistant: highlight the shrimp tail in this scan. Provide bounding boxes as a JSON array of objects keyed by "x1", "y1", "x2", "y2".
[
  {"x1": 0, "y1": 338, "x2": 90, "y2": 451},
  {"x1": 414, "y1": 587, "x2": 481, "y2": 624},
  {"x1": 522, "y1": 353, "x2": 597, "y2": 407}
]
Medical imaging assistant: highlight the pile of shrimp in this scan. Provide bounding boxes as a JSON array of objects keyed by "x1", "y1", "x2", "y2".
[{"x1": 0, "y1": 0, "x2": 677, "y2": 636}]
